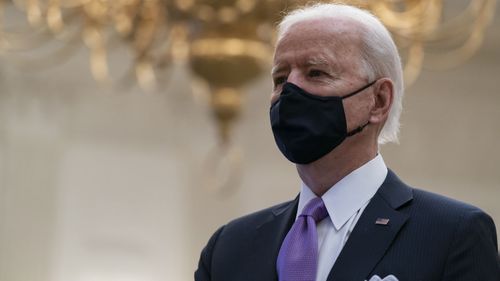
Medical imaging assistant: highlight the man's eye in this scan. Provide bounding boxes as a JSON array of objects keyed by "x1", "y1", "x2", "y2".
[
  {"x1": 273, "y1": 76, "x2": 287, "y2": 86},
  {"x1": 308, "y1": 70, "x2": 325, "y2": 77}
]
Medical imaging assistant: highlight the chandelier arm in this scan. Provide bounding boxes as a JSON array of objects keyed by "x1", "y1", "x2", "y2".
[
  {"x1": 2, "y1": 26, "x2": 83, "y2": 71},
  {"x1": 371, "y1": 0, "x2": 441, "y2": 34},
  {"x1": 0, "y1": 7, "x2": 79, "y2": 32},
  {"x1": 423, "y1": 18, "x2": 489, "y2": 70},
  {"x1": 0, "y1": 29, "x2": 54, "y2": 52},
  {"x1": 59, "y1": 0, "x2": 91, "y2": 9},
  {"x1": 0, "y1": 6, "x2": 81, "y2": 51},
  {"x1": 421, "y1": 0, "x2": 495, "y2": 42}
]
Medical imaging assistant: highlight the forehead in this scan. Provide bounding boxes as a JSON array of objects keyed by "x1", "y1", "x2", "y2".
[{"x1": 273, "y1": 18, "x2": 363, "y2": 69}]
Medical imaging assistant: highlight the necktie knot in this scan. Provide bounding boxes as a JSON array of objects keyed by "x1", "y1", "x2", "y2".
[{"x1": 300, "y1": 197, "x2": 329, "y2": 222}]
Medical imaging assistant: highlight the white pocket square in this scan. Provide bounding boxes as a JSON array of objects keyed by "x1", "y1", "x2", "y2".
[{"x1": 367, "y1": 275, "x2": 399, "y2": 281}]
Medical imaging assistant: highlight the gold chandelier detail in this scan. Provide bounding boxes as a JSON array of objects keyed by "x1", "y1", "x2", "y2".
[{"x1": 0, "y1": 0, "x2": 495, "y2": 143}]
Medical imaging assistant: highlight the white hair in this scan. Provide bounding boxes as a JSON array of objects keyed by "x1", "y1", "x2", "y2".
[{"x1": 277, "y1": 3, "x2": 404, "y2": 144}]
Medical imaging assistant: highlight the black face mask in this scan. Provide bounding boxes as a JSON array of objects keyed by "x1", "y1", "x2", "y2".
[{"x1": 270, "y1": 81, "x2": 376, "y2": 164}]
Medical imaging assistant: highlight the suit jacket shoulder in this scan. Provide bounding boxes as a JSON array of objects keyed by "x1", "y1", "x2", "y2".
[
  {"x1": 223, "y1": 200, "x2": 296, "y2": 235},
  {"x1": 195, "y1": 199, "x2": 298, "y2": 281},
  {"x1": 356, "y1": 171, "x2": 500, "y2": 281},
  {"x1": 401, "y1": 187, "x2": 493, "y2": 237}
]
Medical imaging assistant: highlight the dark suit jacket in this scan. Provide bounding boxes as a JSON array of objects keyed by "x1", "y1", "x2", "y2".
[{"x1": 195, "y1": 170, "x2": 500, "y2": 281}]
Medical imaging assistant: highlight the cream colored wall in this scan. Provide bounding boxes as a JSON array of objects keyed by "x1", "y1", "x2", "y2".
[{"x1": 1, "y1": 15, "x2": 499, "y2": 281}]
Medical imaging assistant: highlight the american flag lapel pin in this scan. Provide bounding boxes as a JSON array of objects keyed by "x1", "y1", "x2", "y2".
[{"x1": 375, "y1": 218, "x2": 390, "y2": 225}]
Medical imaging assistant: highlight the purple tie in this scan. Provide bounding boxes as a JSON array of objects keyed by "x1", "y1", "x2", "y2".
[{"x1": 277, "y1": 197, "x2": 329, "y2": 281}]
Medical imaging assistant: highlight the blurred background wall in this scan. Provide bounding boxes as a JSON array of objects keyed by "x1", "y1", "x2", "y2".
[{"x1": 0, "y1": 3, "x2": 499, "y2": 281}]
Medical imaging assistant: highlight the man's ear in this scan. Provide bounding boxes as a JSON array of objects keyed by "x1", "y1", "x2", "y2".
[{"x1": 369, "y1": 78, "x2": 394, "y2": 124}]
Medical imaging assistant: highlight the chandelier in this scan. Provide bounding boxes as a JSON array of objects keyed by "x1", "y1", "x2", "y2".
[{"x1": 0, "y1": 0, "x2": 495, "y2": 192}]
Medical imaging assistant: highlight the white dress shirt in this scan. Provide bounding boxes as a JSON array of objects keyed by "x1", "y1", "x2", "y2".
[{"x1": 295, "y1": 154, "x2": 388, "y2": 281}]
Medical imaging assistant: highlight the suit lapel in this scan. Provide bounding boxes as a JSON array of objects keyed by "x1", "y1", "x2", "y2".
[
  {"x1": 327, "y1": 170, "x2": 413, "y2": 281},
  {"x1": 250, "y1": 197, "x2": 298, "y2": 281}
]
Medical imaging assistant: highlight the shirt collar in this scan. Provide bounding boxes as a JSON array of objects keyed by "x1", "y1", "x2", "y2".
[{"x1": 297, "y1": 154, "x2": 388, "y2": 230}]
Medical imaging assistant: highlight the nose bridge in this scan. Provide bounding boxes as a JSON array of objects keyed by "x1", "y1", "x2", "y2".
[{"x1": 286, "y1": 68, "x2": 304, "y2": 86}]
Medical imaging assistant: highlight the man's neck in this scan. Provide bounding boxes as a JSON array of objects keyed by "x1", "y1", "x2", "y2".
[{"x1": 296, "y1": 140, "x2": 378, "y2": 196}]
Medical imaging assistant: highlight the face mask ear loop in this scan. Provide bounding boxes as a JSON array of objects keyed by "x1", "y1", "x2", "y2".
[
  {"x1": 343, "y1": 80, "x2": 377, "y2": 137},
  {"x1": 346, "y1": 121, "x2": 370, "y2": 137},
  {"x1": 341, "y1": 80, "x2": 378, "y2": 100}
]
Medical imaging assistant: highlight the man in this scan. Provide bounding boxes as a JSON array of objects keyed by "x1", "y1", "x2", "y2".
[{"x1": 195, "y1": 4, "x2": 500, "y2": 281}]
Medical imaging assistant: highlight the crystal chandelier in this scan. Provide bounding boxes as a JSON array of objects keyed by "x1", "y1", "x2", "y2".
[{"x1": 0, "y1": 0, "x2": 495, "y2": 192}]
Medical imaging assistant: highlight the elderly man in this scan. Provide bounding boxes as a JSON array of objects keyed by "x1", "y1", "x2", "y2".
[{"x1": 195, "y1": 4, "x2": 500, "y2": 281}]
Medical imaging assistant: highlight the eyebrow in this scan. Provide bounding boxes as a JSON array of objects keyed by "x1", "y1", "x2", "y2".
[
  {"x1": 271, "y1": 56, "x2": 337, "y2": 76},
  {"x1": 305, "y1": 57, "x2": 335, "y2": 72},
  {"x1": 306, "y1": 57, "x2": 329, "y2": 66}
]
